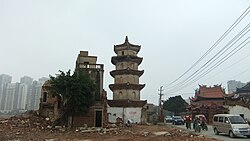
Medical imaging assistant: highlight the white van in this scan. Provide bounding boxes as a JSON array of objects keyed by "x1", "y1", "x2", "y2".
[{"x1": 213, "y1": 114, "x2": 250, "y2": 138}]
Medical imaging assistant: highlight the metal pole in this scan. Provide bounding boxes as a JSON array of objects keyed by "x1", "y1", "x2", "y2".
[{"x1": 158, "y1": 86, "x2": 164, "y2": 122}]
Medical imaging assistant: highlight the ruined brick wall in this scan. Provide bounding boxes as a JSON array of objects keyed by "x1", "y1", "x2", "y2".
[{"x1": 73, "y1": 106, "x2": 95, "y2": 127}]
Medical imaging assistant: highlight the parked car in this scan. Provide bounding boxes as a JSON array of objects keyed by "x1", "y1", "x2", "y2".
[
  {"x1": 172, "y1": 116, "x2": 184, "y2": 125},
  {"x1": 165, "y1": 116, "x2": 173, "y2": 123},
  {"x1": 213, "y1": 114, "x2": 250, "y2": 138}
]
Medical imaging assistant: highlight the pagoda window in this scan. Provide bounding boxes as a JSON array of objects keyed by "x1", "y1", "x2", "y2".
[
  {"x1": 119, "y1": 91, "x2": 122, "y2": 99},
  {"x1": 122, "y1": 51, "x2": 124, "y2": 56},
  {"x1": 133, "y1": 92, "x2": 136, "y2": 99},
  {"x1": 130, "y1": 63, "x2": 134, "y2": 69},
  {"x1": 120, "y1": 76, "x2": 123, "y2": 83}
]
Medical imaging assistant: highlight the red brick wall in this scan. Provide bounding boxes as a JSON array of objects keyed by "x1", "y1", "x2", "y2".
[{"x1": 73, "y1": 106, "x2": 95, "y2": 127}]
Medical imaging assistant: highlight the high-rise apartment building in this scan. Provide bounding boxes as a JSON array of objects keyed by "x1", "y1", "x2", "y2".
[
  {"x1": 20, "y1": 76, "x2": 33, "y2": 85},
  {"x1": 0, "y1": 74, "x2": 12, "y2": 110},
  {"x1": 0, "y1": 74, "x2": 48, "y2": 112},
  {"x1": 19, "y1": 76, "x2": 33, "y2": 110},
  {"x1": 5, "y1": 83, "x2": 20, "y2": 110}
]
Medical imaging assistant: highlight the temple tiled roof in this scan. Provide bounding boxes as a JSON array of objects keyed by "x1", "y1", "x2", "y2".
[{"x1": 195, "y1": 85, "x2": 225, "y2": 98}]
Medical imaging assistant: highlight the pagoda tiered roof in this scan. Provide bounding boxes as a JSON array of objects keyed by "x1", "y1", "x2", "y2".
[
  {"x1": 110, "y1": 69, "x2": 144, "y2": 78},
  {"x1": 111, "y1": 55, "x2": 143, "y2": 65},
  {"x1": 114, "y1": 36, "x2": 141, "y2": 54},
  {"x1": 109, "y1": 83, "x2": 145, "y2": 91},
  {"x1": 107, "y1": 99, "x2": 147, "y2": 107}
]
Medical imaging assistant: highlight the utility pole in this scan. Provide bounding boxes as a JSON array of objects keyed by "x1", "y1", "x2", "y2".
[{"x1": 158, "y1": 86, "x2": 164, "y2": 122}]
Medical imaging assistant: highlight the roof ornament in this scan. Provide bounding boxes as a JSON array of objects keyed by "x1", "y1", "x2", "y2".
[
  {"x1": 125, "y1": 36, "x2": 130, "y2": 46},
  {"x1": 125, "y1": 36, "x2": 129, "y2": 42}
]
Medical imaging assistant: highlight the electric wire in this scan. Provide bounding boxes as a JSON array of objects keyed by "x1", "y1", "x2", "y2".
[
  {"x1": 168, "y1": 39, "x2": 250, "y2": 94},
  {"x1": 168, "y1": 38, "x2": 250, "y2": 94},
  {"x1": 165, "y1": 5, "x2": 250, "y2": 89},
  {"x1": 204, "y1": 53, "x2": 250, "y2": 82},
  {"x1": 166, "y1": 23, "x2": 250, "y2": 92}
]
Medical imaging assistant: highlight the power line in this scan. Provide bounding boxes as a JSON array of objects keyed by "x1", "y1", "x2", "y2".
[
  {"x1": 165, "y1": 5, "x2": 250, "y2": 89},
  {"x1": 204, "y1": 54, "x2": 250, "y2": 82},
  {"x1": 168, "y1": 39, "x2": 250, "y2": 94},
  {"x1": 229, "y1": 67, "x2": 250, "y2": 80},
  {"x1": 219, "y1": 67, "x2": 250, "y2": 85},
  {"x1": 166, "y1": 23, "x2": 250, "y2": 93}
]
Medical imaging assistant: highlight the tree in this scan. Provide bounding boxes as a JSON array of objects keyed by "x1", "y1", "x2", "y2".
[
  {"x1": 49, "y1": 70, "x2": 96, "y2": 114},
  {"x1": 163, "y1": 95, "x2": 188, "y2": 115}
]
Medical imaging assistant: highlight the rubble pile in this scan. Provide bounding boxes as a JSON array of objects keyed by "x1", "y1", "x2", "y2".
[
  {"x1": 0, "y1": 113, "x2": 219, "y2": 141},
  {"x1": 0, "y1": 111, "x2": 51, "y2": 130},
  {"x1": 68, "y1": 124, "x2": 219, "y2": 141}
]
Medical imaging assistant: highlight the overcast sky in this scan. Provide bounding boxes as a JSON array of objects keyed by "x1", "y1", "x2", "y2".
[{"x1": 0, "y1": 0, "x2": 249, "y2": 105}]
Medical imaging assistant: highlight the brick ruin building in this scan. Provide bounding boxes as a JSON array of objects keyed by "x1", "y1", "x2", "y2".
[{"x1": 39, "y1": 51, "x2": 107, "y2": 128}]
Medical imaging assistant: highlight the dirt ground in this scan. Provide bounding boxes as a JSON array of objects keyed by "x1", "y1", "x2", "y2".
[{"x1": 0, "y1": 113, "x2": 219, "y2": 141}]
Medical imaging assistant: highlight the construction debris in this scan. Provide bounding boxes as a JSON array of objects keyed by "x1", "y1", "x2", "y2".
[{"x1": 0, "y1": 112, "x2": 219, "y2": 141}]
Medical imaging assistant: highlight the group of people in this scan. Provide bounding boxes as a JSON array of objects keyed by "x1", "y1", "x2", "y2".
[{"x1": 184, "y1": 115, "x2": 208, "y2": 132}]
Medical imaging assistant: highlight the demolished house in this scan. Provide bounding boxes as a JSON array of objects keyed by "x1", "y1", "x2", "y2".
[{"x1": 39, "y1": 51, "x2": 107, "y2": 128}]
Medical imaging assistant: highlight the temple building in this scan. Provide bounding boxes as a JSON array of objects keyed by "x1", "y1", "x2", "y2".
[
  {"x1": 191, "y1": 84, "x2": 225, "y2": 106},
  {"x1": 189, "y1": 85, "x2": 228, "y2": 124}
]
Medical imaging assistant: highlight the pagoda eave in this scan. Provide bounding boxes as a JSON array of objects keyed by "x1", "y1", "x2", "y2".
[
  {"x1": 114, "y1": 45, "x2": 141, "y2": 54},
  {"x1": 110, "y1": 69, "x2": 144, "y2": 77},
  {"x1": 108, "y1": 99, "x2": 147, "y2": 107},
  {"x1": 111, "y1": 56, "x2": 143, "y2": 65},
  {"x1": 109, "y1": 83, "x2": 145, "y2": 91}
]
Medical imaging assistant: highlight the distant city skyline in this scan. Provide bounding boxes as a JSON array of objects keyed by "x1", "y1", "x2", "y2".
[
  {"x1": 2, "y1": 72, "x2": 249, "y2": 93},
  {"x1": 0, "y1": 74, "x2": 49, "y2": 112}
]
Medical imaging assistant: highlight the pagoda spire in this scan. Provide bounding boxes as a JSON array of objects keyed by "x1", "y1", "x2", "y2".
[{"x1": 125, "y1": 36, "x2": 128, "y2": 43}]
